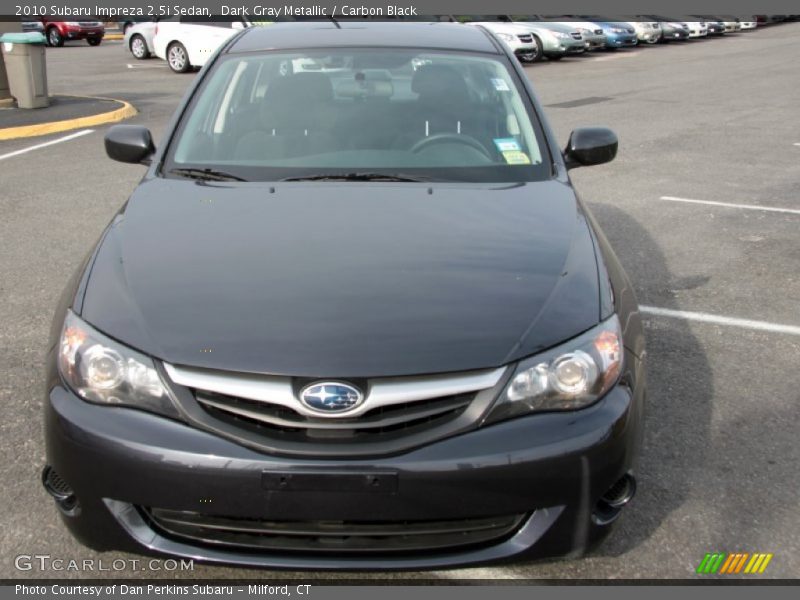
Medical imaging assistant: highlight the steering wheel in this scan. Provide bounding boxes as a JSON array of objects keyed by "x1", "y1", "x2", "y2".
[{"x1": 410, "y1": 133, "x2": 491, "y2": 159}]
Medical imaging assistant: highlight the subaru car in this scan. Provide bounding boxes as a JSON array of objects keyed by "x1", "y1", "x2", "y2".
[{"x1": 44, "y1": 21, "x2": 646, "y2": 569}]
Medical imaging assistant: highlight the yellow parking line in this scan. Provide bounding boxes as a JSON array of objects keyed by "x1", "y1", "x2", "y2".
[{"x1": 0, "y1": 95, "x2": 136, "y2": 141}]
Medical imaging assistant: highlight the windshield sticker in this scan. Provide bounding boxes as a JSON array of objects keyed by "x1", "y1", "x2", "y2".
[
  {"x1": 494, "y1": 138, "x2": 521, "y2": 152},
  {"x1": 502, "y1": 150, "x2": 531, "y2": 165},
  {"x1": 491, "y1": 78, "x2": 511, "y2": 92}
]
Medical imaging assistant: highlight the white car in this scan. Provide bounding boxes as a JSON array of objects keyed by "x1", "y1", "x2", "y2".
[
  {"x1": 739, "y1": 19, "x2": 758, "y2": 29},
  {"x1": 124, "y1": 21, "x2": 157, "y2": 60},
  {"x1": 153, "y1": 17, "x2": 248, "y2": 73},
  {"x1": 461, "y1": 21, "x2": 540, "y2": 63},
  {"x1": 626, "y1": 21, "x2": 663, "y2": 44},
  {"x1": 682, "y1": 21, "x2": 709, "y2": 37}
]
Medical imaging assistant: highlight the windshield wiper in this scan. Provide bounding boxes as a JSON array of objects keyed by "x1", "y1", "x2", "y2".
[
  {"x1": 169, "y1": 168, "x2": 248, "y2": 182},
  {"x1": 280, "y1": 172, "x2": 432, "y2": 182}
]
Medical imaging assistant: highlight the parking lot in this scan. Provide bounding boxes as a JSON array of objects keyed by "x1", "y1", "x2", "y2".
[{"x1": 1, "y1": 23, "x2": 799, "y2": 579}]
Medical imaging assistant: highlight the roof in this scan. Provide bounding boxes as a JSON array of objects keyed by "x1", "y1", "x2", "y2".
[{"x1": 228, "y1": 21, "x2": 500, "y2": 54}]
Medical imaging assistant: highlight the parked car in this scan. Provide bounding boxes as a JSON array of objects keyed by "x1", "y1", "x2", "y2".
[
  {"x1": 680, "y1": 20, "x2": 709, "y2": 38},
  {"x1": 738, "y1": 19, "x2": 758, "y2": 29},
  {"x1": 45, "y1": 21, "x2": 646, "y2": 569},
  {"x1": 39, "y1": 18, "x2": 104, "y2": 47},
  {"x1": 21, "y1": 21, "x2": 44, "y2": 33},
  {"x1": 498, "y1": 16, "x2": 605, "y2": 52},
  {"x1": 589, "y1": 20, "x2": 639, "y2": 49},
  {"x1": 468, "y1": 16, "x2": 586, "y2": 61},
  {"x1": 153, "y1": 16, "x2": 248, "y2": 73},
  {"x1": 455, "y1": 17, "x2": 543, "y2": 63},
  {"x1": 641, "y1": 17, "x2": 690, "y2": 41},
  {"x1": 702, "y1": 20, "x2": 726, "y2": 35},
  {"x1": 694, "y1": 16, "x2": 741, "y2": 33},
  {"x1": 124, "y1": 20, "x2": 157, "y2": 60},
  {"x1": 625, "y1": 20, "x2": 663, "y2": 44}
]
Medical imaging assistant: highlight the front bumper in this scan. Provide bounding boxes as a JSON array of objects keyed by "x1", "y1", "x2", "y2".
[
  {"x1": 44, "y1": 350, "x2": 645, "y2": 568},
  {"x1": 64, "y1": 27, "x2": 104, "y2": 40},
  {"x1": 605, "y1": 34, "x2": 638, "y2": 48}
]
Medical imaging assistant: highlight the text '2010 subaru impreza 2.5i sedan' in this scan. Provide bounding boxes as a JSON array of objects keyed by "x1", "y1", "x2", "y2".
[{"x1": 43, "y1": 21, "x2": 646, "y2": 569}]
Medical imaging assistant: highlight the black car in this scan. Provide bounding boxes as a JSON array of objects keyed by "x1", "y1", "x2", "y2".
[{"x1": 44, "y1": 21, "x2": 646, "y2": 568}]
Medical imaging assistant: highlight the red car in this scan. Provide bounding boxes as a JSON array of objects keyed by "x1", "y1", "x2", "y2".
[{"x1": 40, "y1": 18, "x2": 105, "y2": 47}]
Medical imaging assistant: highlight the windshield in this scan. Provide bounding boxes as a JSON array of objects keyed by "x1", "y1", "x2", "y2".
[{"x1": 166, "y1": 49, "x2": 550, "y2": 182}]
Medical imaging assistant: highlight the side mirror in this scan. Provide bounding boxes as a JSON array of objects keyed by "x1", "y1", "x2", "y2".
[
  {"x1": 105, "y1": 125, "x2": 155, "y2": 165},
  {"x1": 563, "y1": 127, "x2": 618, "y2": 169}
]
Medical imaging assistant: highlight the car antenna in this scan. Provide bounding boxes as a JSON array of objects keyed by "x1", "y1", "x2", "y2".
[{"x1": 329, "y1": 15, "x2": 342, "y2": 28}]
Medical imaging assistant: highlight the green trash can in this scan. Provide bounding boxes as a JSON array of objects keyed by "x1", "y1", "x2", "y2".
[{"x1": 0, "y1": 32, "x2": 48, "y2": 108}]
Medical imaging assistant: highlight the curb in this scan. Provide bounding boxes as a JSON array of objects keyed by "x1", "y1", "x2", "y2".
[
  {"x1": 105, "y1": 33, "x2": 124, "y2": 40},
  {"x1": 0, "y1": 95, "x2": 137, "y2": 140}
]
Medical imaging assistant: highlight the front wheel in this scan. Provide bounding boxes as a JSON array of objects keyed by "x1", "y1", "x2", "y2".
[
  {"x1": 167, "y1": 42, "x2": 191, "y2": 73},
  {"x1": 129, "y1": 34, "x2": 149, "y2": 59},
  {"x1": 519, "y1": 35, "x2": 543, "y2": 63},
  {"x1": 87, "y1": 37, "x2": 101, "y2": 46},
  {"x1": 47, "y1": 27, "x2": 64, "y2": 47}
]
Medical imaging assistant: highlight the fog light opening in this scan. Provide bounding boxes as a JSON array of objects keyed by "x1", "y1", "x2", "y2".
[
  {"x1": 592, "y1": 473, "x2": 636, "y2": 526},
  {"x1": 42, "y1": 466, "x2": 79, "y2": 514}
]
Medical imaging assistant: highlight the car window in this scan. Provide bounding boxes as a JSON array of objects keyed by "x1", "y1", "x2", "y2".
[{"x1": 167, "y1": 49, "x2": 549, "y2": 182}]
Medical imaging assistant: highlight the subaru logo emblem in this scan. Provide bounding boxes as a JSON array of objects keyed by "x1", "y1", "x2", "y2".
[{"x1": 299, "y1": 382, "x2": 364, "y2": 414}]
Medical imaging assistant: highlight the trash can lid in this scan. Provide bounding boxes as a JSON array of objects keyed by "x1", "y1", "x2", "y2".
[{"x1": 0, "y1": 32, "x2": 47, "y2": 44}]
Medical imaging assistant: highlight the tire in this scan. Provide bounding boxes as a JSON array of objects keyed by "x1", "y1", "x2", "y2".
[
  {"x1": 167, "y1": 42, "x2": 191, "y2": 73},
  {"x1": 519, "y1": 35, "x2": 543, "y2": 63},
  {"x1": 47, "y1": 27, "x2": 64, "y2": 47},
  {"x1": 129, "y1": 34, "x2": 149, "y2": 59},
  {"x1": 87, "y1": 37, "x2": 101, "y2": 46}
]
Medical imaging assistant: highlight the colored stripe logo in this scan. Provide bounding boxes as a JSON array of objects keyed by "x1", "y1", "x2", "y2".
[{"x1": 696, "y1": 552, "x2": 773, "y2": 574}]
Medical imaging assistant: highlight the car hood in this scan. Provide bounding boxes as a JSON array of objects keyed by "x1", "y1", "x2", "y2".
[{"x1": 81, "y1": 179, "x2": 600, "y2": 377}]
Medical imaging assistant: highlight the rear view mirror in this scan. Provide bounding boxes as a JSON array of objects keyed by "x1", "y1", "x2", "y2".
[
  {"x1": 563, "y1": 127, "x2": 618, "y2": 169},
  {"x1": 105, "y1": 125, "x2": 155, "y2": 165}
]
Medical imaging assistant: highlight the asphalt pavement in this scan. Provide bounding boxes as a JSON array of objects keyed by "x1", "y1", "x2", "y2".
[{"x1": 1, "y1": 25, "x2": 798, "y2": 580}]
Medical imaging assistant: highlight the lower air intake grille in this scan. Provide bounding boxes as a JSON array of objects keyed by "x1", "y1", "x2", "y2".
[{"x1": 142, "y1": 507, "x2": 528, "y2": 554}]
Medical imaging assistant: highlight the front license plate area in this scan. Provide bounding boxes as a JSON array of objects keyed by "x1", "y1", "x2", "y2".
[{"x1": 262, "y1": 470, "x2": 398, "y2": 493}]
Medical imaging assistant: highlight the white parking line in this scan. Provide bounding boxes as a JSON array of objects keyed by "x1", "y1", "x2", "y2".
[
  {"x1": 641, "y1": 306, "x2": 800, "y2": 336},
  {"x1": 0, "y1": 129, "x2": 94, "y2": 161},
  {"x1": 126, "y1": 63, "x2": 167, "y2": 69},
  {"x1": 659, "y1": 196, "x2": 800, "y2": 216},
  {"x1": 794, "y1": 143, "x2": 800, "y2": 146}
]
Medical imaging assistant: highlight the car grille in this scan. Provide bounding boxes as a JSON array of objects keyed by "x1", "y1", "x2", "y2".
[
  {"x1": 517, "y1": 34, "x2": 533, "y2": 43},
  {"x1": 196, "y1": 390, "x2": 475, "y2": 443},
  {"x1": 570, "y1": 32, "x2": 582, "y2": 40},
  {"x1": 78, "y1": 21, "x2": 99, "y2": 27},
  {"x1": 162, "y1": 362, "x2": 506, "y2": 457},
  {"x1": 626, "y1": 28, "x2": 635, "y2": 34},
  {"x1": 594, "y1": 28, "x2": 603, "y2": 34},
  {"x1": 141, "y1": 507, "x2": 528, "y2": 554}
]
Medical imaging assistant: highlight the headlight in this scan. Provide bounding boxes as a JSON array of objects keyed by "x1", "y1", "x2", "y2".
[
  {"x1": 57, "y1": 311, "x2": 179, "y2": 418},
  {"x1": 497, "y1": 32, "x2": 515, "y2": 42},
  {"x1": 553, "y1": 31, "x2": 570, "y2": 39},
  {"x1": 485, "y1": 315, "x2": 623, "y2": 424},
  {"x1": 65, "y1": 21, "x2": 81, "y2": 26}
]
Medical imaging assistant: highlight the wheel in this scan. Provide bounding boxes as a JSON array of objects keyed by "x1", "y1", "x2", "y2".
[
  {"x1": 167, "y1": 42, "x2": 191, "y2": 73},
  {"x1": 129, "y1": 34, "x2": 149, "y2": 59},
  {"x1": 519, "y1": 35, "x2": 543, "y2": 63},
  {"x1": 47, "y1": 27, "x2": 64, "y2": 47},
  {"x1": 87, "y1": 37, "x2": 101, "y2": 46}
]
